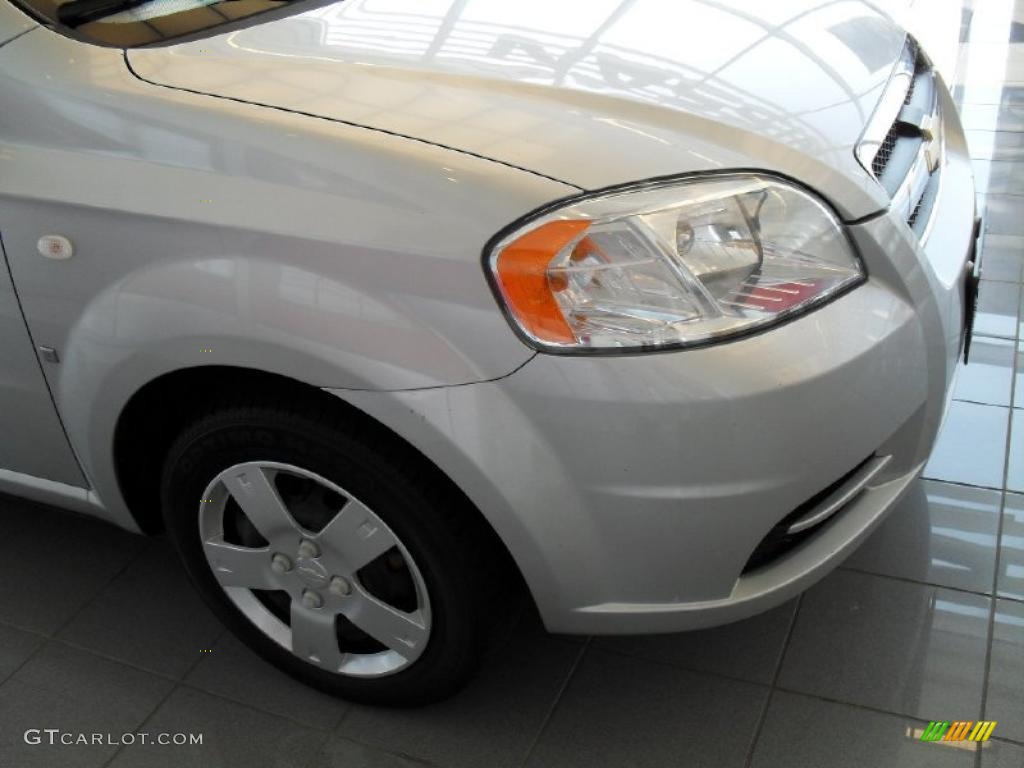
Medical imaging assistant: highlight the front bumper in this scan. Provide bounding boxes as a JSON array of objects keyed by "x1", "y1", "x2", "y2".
[
  {"x1": 335, "y1": 94, "x2": 978, "y2": 637},
  {"x1": 337, "y1": 254, "x2": 969, "y2": 637},
  {"x1": 464, "y1": 280, "x2": 949, "y2": 635}
]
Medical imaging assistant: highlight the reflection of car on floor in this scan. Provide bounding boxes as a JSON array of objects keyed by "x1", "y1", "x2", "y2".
[{"x1": 0, "y1": 0, "x2": 978, "y2": 705}]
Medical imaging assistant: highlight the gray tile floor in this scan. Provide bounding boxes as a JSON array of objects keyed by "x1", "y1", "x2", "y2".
[{"x1": 3, "y1": 4, "x2": 1024, "y2": 768}]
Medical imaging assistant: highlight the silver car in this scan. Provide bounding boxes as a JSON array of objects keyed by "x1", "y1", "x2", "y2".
[{"x1": 0, "y1": 0, "x2": 979, "y2": 705}]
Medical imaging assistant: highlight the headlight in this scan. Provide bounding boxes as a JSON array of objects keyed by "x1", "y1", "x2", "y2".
[{"x1": 486, "y1": 174, "x2": 864, "y2": 352}]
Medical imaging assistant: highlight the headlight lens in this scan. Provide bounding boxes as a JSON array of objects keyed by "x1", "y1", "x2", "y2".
[{"x1": 487, "y1": 174, "x2": 864, "y2": 352}]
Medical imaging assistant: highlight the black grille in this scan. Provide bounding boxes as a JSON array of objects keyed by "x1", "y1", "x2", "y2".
[
  {"x1": 907, "y1": 170, "x2": 940, "y2": 233},
  {"x1": 904, "y1": 74, "x2": 916, "y2": 105},
  {"x1": 872, "y1": 125, "x2": 899, "y2": 178},
  {"x1": 870, "y1": 40, "x2": 931, "y2": 186},
  {"x1": 908, "y1": 198, "x2": 924, "y2": 228},
  {"x1": 741, "y1": 457, "x2": 873, "y2": 574},
  {"x1": 859, "y1": 37, "x2": 939, "y2": 238},
  {"x1": 904, "y1": 40, "x2": 922, "y2": 105}
]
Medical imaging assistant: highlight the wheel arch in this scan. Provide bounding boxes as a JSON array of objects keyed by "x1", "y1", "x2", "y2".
[{"x1": 112, "y1": 366, "x2": 524, "y2": 602}]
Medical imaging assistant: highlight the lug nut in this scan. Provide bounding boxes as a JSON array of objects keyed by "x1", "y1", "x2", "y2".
[
  {"x1": 297, "y1": 540, "x2": 320, "y2": 559},
  {"x1": 270, "y1": 553, "x2": 292, "y2": 574},
  {"x1": 301, "y1": 589, "x2": 323, "y2": 609},
  {"x1": 329, "y1": 576, "x2": 352, "y2": 597}
]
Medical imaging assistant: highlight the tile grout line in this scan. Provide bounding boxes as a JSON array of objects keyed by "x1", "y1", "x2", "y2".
[
  {"x1": 941, "y1": 62, "x2": 1017, "y2": 768},
  {"x1": 517, "y1": 636, "x2": 591, "y2": 768},
  {"x1": 0, "y1": 535, "x2": 151, "y2": 692},
  {"x1": 972, "y1": 183, "x2": 1023, "y2": 767},
  {"x1": 5, "y1": 537, "x2": 154, "y2": 768},
  {"x1": 52, "y1": 635, "x2": 183, "y2": 683},
  {"x1": 174, "y1": 676, "x2": 345, "y2": 735},
  {"x1": 98, "y1": 681, "x2": 182, "y2": 768},
  {"x1": 9, "y1": 618, "x2": 227, "y2": 689},
  {"x1": 972, "y1": 208, "x2": 1022, "y2": 766},
  {"x1": 919, "y1": 474, "x2": 1008, "y2": 494},
  {"x1": 294, "y1": 731, "x2": 340, "y2": 768},
  {"x1": 742, "y1": 593, "x2": 802, "y2": 768},
  {"x1": 588, "y1": 644, "x2": 775, "y2": 690},
  {"x1": 976, "y1": 488, "x2": 1008, "y2": 768},
  {"x1": 98, "y1": 622, "x2": 229, "y2": 768},
  {"x1": 96, "y1": 635, "x2": 347, "y2": 768},
  {"x1": 329, "y1": 703, "x2": 355, "y2": 734},
  {"x1": 836, "y1": 565, "x2": 1018, "y2": 603},
  {"x1": 0, "y1": 619, "x2": 47, "y2": 688},
  {"x1": 974, "y1": 191, "x2": 1024, "y2": 200},
  {"x1": 953, "y1": 398, "x2": 1016, "y2": 409},
  {"x1": 167, "y1": 627, "x2": 348, "y2": 735},
  {"x1": 99, "y1": 684, "x2": 337, "y2": 768},
  {"x1": 307, "y1": 733, "x2": 444, "y2": 768}
]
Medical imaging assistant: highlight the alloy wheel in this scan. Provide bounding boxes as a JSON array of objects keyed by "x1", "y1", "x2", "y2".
[{"x1": 198, "y1": 461, "x2": 432, "y2": 678}]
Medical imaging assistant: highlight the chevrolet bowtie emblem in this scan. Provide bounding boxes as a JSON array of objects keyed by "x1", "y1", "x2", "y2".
[
  {"x1": 919, "y1": 114, "x2": 936, "y2": 143},
  {"x1": 919, "y1": 115, "x2": 940, "y2": 173}
]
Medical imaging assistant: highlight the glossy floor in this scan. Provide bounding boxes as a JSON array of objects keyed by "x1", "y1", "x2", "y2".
[{"x1": 2, "y1": 2, "x2": 1024, "y2": 768}]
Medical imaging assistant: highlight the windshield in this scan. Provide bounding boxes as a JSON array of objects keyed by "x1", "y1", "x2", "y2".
[{"x1": 16, "y1": 0, "x2": 301, "y2": 46}]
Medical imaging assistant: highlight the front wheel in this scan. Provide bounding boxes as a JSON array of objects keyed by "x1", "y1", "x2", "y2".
[{"x1": 160, "y1": 403, "x2": 488, "y2": 706}]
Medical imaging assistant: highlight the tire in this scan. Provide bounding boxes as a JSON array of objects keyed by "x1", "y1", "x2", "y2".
[{"x1": 160, "y1": 401, "x2": 490, "y2": 706}]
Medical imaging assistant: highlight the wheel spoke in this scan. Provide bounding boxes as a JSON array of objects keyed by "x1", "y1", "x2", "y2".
[
  {"x1": 203, "y1": 539, "x2": 277, "y2": 589},
  {"x1": 317, "y1": 499, "x2": 398, "y2": 572},
  {"x1": 221, "y1": 464, "x2": 298, "y2": 541},
  {"x1": 341, "y1": 586, "x2": 428, "y2": 657},
  {"x1": 290, "y1": 602, "x2": 344, "y2": 671}
]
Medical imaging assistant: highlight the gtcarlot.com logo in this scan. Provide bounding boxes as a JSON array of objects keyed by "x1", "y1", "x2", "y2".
[{"x1": 24, "y1": 729, "x2": 203, "y2": 746}]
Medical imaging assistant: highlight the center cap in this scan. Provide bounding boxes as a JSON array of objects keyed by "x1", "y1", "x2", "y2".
[{"x1": 295, "y1": 556, "x2": 329, "y2": 589}]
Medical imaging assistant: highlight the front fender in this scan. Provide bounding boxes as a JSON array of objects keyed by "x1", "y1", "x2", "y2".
[
  {"x1": 53, "y1": 241, "x2": 540, "y2": 531},
  {"x1": 0, "y1": 31, "x2": 576, "y2": 529}
]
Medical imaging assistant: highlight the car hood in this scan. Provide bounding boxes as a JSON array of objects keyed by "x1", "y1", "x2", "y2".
[{"x1": 128, "y1": 0, "x2": 910, "y2": 219}]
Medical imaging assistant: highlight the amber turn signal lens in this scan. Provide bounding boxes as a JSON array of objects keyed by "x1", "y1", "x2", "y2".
[{"x1": 494, "y1": 220, "x2": 589, "y2": 344}]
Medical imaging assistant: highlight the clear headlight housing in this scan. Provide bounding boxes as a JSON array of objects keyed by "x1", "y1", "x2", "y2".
[{"x1": 486, "y1": 174, "x2": 864, "y2": 352}]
